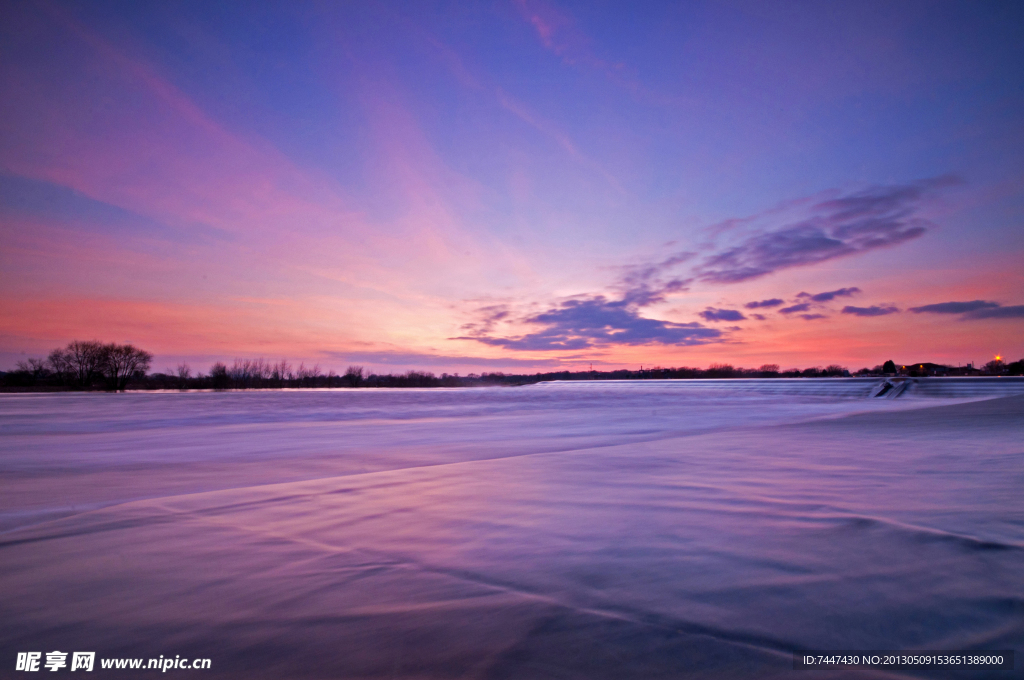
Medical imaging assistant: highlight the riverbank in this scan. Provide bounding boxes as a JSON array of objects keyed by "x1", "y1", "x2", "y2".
[{"x1": 2, "y1": 384, "x2": 1021, "y2": 677}]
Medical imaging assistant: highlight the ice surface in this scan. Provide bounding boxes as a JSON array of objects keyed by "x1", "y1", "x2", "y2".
[{"x1": 1, "y1": 381, "x2": 1022, "y2": 678}]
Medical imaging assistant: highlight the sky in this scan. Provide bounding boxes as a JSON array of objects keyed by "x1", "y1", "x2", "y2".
[{"x1": 1, "y1": 0, "x2": 1022, "y2": 375}]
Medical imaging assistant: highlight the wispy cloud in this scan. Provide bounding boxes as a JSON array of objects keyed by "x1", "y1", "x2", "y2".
[
  {"x1": 514, "y1": 0, "x2": 578, "y2": 59},
  {"x1": 797, "y1": 287, "x2": 861, "y2": 302},
  {"x1": 460, "y1": 295, "x2": 722, "y2": 351},
  {"x1": 455, "y1": 178, "x2": 956, "y2": 353},
  {"x1": 494, "y1": 89, "x2": 625, "y2": 192},
  {"x1": 513, "y1": 0, "x2": 630, "y2": 80},
  {"x1": 457, "y1": 247, "x2": 717, "y2": 351},
  {"x1": 908, "y1": 300, "x2": 998, "y2": 314},
  {"x1": 614, "y1": 253, "x2": 695, "y2": 307},
  {"x1": 842, "y1": 305, "x2": 899, "y2": 317},
  {"x1": 769, "y1": 288, "x2": 865, "y2": 319},
  {"x1": 698, "y1": 308, "x2": 746, "y2": 322},
  {"x1": 966, "y1": 306, "x2": 1024, "y2": 319},
  {"x1": 693, "y1": 177, "x2": 960, "y2": 283},
  {"x1": 745, "y1": 298, "x2": 784, "y2": 309},
  {"x1": 413, "y1": 24, "x2": 624, "y2": 192},
  {"x1": 495, "y1": 89, "x2": 581, "y2": 159},
  {"x1": 322, "y1": 349, "x2": 558, "y2": 369},
  {"x1": 909, "y1": 300, "x2": 1024, "y2": 320},
  {"x1": 580, "y1": 179, "x2": 959, "y2": 300},
  {"x1": 459, "y1": 304, "x2": 512, "y2": 336},
  {"x1": 0, "y1": 172, "x2": 231, "y2": 245}
]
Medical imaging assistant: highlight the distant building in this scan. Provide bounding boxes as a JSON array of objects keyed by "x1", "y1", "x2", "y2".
[
  {"x1": 949, "y1": 363, "x2": 982, "y2": 377},
  {"x1": 900, "y1": 362, "x2": 953, "y2": 377}
]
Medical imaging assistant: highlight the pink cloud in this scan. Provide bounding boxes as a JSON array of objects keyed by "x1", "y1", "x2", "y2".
[
  {"x1": 512, "y1": 0, "x2": 641, "y2": 95},
  {"x1": 513, "y1": 0, "x2": 585, "y2": 63},
  {"x1": 1, "y1": 3, "x2": 526, "y2": 305}
]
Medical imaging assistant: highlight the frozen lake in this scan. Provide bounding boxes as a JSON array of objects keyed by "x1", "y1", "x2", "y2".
[{"x1": 2, "y1": 380, "x2": 1023, "y2": 678}]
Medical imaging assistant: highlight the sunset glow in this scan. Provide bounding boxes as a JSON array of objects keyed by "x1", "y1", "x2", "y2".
[{"x1": 2, "y1": 1, "x2": 1022, "y2": 373}]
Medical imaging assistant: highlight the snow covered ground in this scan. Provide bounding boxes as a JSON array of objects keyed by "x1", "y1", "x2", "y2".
[{"x1": 1, "y1": 381, "x2": 1022, "y2": 678}]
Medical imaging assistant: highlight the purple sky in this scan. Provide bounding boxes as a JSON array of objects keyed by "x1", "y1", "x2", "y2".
[{"x1": 2, "y1": 0, "x2": 1022, "y2": 374}]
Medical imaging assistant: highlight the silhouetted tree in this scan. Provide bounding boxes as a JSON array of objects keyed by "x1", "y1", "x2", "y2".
[
  {"x1": 176, "y1": 362, "x2": 191, "y2": 388},
  {"x1": 983, "y1": 358, "x2": 1005, "y2": 375},
  {"x1": 209, "y1": 362, "x2": 230, "y2": 389},
  {"x1": 103, "y1": 343, "x2": 152, "y2": 391},
  {"x1": 882, "y1": 360, "x2": 896, "y2": 374},
  {"x1": 16, "y1": 358, "x2": 49, "y2": 380},
  {"x1": 294, "y1": 362, "x2": 322, "y2": 386},
  {"x1": 46, "y1": 348, "x2": 73, "y2": 384},
  {"x1": 270, "y1": 360, "x2": 291, "y2": 385},
  {"x1": 344, "y1": 366, "x2": 364, "y2": 387},
  {"x1": 5, "y1": 358, "x2": 50, "y2": 387},
  {"x1": 47, "y1": 341, "x2": 106, "y2": 387},
  {"x1": 705, "y1": 363, "x2": 735, "y2": 378}
]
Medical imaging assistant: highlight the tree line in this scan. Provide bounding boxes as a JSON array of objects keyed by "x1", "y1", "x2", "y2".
[
  {"x1": 3, "y1": 342, "x2": 1021, "y2": 391},
  {"x1": 162, "y1": 360, "x2": 464, "y2": 389},
  {"x1": 6, "y1": 340, "x2": 152, "y2": 391},
  {"x1": 1, "y1": 348, "x2": 463, "y2": 390},
  {"x1": 163, "y1": 362, "x2": 464, "y2": 389}
]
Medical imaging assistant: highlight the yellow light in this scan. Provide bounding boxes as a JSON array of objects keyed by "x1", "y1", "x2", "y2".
[{"x1": 996, "y1": 355, "x2": 1002, "y2": 361}]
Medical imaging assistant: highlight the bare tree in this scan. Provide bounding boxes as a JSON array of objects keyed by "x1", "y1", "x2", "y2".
[
  {"x1": 209, "y1": 362, "x2": 230, "y2": 389},
  {"x1": 46, "y1": 348, "x2": 73, "y2": 384},
  {"x1": 344, "y1": 365, "x2": 364, "y2": 387},
  {"x1": 176, "y1": 363, "x2": 191, "y2": 388},
  {"x1": 73, "y1": 340, "x2": 107, "y2": 385},
  {"x1": 103, "y1": 343, "x2": 152, "y2": 391},
  {"x1": 229, "y1": 358, "x2": 277, "y2": 387},
  {"x1": 270, "y1": 360, "x2": 291, "y2": 384},
  {"x1": 294, "y1": 362, "x2": 323, "y2": 386},
  {"x1": 46, "y1": 341, "x2": 106, "y2": 387},
  {"x1": 16, "y1": 358, "x2": 49, "y2": 379},
  {"x1": 229, "y1": 359, "x2": 251, "y2": 387}
]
